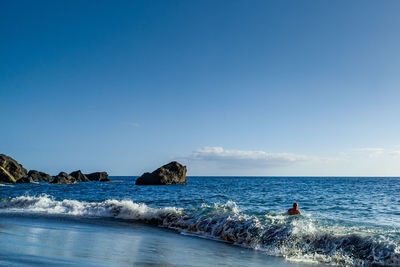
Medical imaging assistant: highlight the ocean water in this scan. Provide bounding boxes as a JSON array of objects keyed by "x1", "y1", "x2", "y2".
[{"x1": 1, "y1": 177, "x2": 399, "y2": 266}]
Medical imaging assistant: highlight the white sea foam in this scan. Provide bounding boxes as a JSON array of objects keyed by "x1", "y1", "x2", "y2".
[
  {"x1": 0, "y1": 195, "x2": 399, "y2": 266},
  {"x1": 0, "y1": 183, "x2": 14, "y2": 187},
  {"x1": 0, "y1": 195, "x2": 182, "y2": 220}
]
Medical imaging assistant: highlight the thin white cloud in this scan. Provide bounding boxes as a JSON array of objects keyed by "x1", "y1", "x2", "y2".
[
  {"x1": 388, "y1": 151, "x2": 400, "y2": 157},
  {"x1": 355, "y1": 147, "x2": 385, "y2": 158},
  {"x1": 355, "y1": 147, "x2": 385, "y2": 153},
  {"x1": 184, "y1": 146, "x2": 311, "y2": 168},
  {"x1": 179, "y1": 146, "x2": 400, "y2": 176},
  {"x1": 352, "y1": 147, "x2": 400, "y2": 158}
]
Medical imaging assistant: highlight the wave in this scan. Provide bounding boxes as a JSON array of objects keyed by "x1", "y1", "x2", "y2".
[
  {"x1": 0, "y1": 195, "x2": 399, "y2": 266},
  {"x1": 0, "y1": 183, "x2": 14, "y2": 187}
]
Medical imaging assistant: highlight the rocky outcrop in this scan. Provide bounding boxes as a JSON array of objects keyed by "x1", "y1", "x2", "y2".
[
  {"x1": 136, "y1": 161, "x2": 187, "y2": 185},
  {"x1": 0, "y1": 167, "x2": 16, "y2": 183},
  {"x1": 16, "y1": 176, "x2": 34, "y2": 183},
  {"x1": 48, "y1": 171, "x2": 109, "y2": 184},
  {"x1": 0, "y1": 153, "x2": 111, "y2": 184},
  {"x1": 70, "y1": 170, "x2": 90, "y2": 182},
  {"x1": 27, "y1": 170, "x2": 52, "y2": 182},
  {"x1": 86, "y1": 172, "x2": 110, "y2": 182},
  {"x1": 0, "y1": 154, "x2": 28, "y2": 183},
  {"x1": 50, "y1": 172, "x2": 76, "y2": 184}
]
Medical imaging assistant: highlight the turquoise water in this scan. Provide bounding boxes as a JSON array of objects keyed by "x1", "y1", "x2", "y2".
[{"x1": 1, "y1": 177, "x2": 399, "y2": 266}]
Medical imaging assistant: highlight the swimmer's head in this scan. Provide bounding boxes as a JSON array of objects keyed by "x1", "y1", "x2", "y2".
[{"x1": 293, "y1": 202, "x2": 298, "y2": 209}]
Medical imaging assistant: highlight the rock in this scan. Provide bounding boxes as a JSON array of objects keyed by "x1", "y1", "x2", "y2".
[
  {"x1": 85, "y1": 172, "x2": 110, "y2": 182},
  {"x1": 27, "y1": 170, "x2": 52, "y2": 182},
  {"x1": 136, "y1": 161, "x2": 187, "y2": 185},
  {"x1": 70, "y1": 170, "x2": 90, "y2": 182},
  {"x1": 16, "y1": 176, "x2": 34, "y2": 183},
  {"x1": 0, "y1": 154, "x2": 28, "y2": 183},
  {"x1": 0, "y1": 167, "x2": 16, "y2": 183},
  {"x1": 50, "y1": 172, "x2": 76, "y2": 184}
]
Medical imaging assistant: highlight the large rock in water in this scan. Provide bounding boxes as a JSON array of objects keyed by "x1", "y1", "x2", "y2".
[
  {"x1": 50, "y1": 172, "x2": 76, "y2": 184},
  {"x1": 0, "y1": 154, "x2": 28, "y2": 183},
  {"x1": 136, "y1": 161, "x2": 187, "y2": 185},
  {"x1": 85, "y1": 172, "x2": 109, "y2": 182},
  {"x1": 70, "y1": 170, "x2": 90, "y2": 182},
  {"x1": 27, "y1": 170, "x2": 52, "y2": 182}
]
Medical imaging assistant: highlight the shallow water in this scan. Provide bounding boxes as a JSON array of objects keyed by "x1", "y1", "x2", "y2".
[
  {"x1": 0, "y1": 214, "x2": 314, "y2": 267},
  {"x1": 1, "y1": 177, "x2": 399, "y2": 266}
]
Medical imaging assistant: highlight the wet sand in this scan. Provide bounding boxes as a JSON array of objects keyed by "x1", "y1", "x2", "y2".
[{"x1": 0, "y1": 214, "x2": 323, "y2": 267}]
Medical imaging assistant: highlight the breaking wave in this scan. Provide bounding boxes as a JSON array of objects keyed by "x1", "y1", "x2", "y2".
[
  {"x1": 0, "y1": 183, "x2": 14, "y2": 187},
  {"x1": 1, "y1": 195, "x2": 399, "y2": 266}
]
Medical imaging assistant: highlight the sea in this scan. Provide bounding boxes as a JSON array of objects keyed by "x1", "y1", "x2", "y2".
[{"x1": 0, "y1": 177, "x2": 399, "y2": 266}]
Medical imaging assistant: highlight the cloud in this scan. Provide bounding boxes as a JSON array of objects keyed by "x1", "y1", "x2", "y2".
[
  {"x1": 355, "y1": 147, "x2": 385, "y2": 153},
  {"x1": 183, "y1": 146, "x2": 311, "y2": 168},
  {"x1": 179, "y1": 146, "x2": 400, "y2": 176},
  {"x1": 354, "y1": 147, "x2": 400, "y2": 158},
  {"x1": 355, "y1": 147, "x2": 385, "y2": 158},
  {"x1": 388, "y1": 150, "x2": 400, "y2": 157}
]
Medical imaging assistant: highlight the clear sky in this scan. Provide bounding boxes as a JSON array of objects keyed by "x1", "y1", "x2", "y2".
[{"x1": 1, "y1": 0, "x2": 400, "y2": 176}]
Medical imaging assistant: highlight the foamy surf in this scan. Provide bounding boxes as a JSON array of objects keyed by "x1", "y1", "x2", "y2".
[
  {"x1": 0, "y1": 195, "x2": 399, "y2": 266},
  {"x1": 0, "y1": 183, "x2": 14, "y2": 187}
]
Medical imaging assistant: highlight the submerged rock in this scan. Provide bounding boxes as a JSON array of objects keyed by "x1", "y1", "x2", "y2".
[
  {"x1": 51, "y1": 172, "x2": 76, "y2": 184},
  {"x1": 0, "y1": 154, "x2": 28, "y2": 183},
  {"x1": 27, "y1": 170, "x2": 52, "y2": 182},
  {"x1": 70, "y1": 170, "x2": 90, "y2": 182},
  {"x1": 136, "y1": 161, "x2": 187, "y2": 185},
  {"x1": 16, "y1": 176, "x2": 34, "y2": 183},
  {"x1": 86, "y1": 172, "x2": 109, "y2": 182}
]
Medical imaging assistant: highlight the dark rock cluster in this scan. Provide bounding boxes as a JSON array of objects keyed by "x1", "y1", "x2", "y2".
[
  {"x1": 27, "y1": 170, "x2": 53, "y2": 182},
  {"x1": 136, "y1": 161, "x2": 187, "y2": 185},
  {"x1": 0, "y1": 154, "x2": 109, "y2": 184},
  {"x1": 50, "y1": 172, "x2": 76, "y2": 184},
  {"x1": 86, "y1": 172, "x2": 109, "y2": 182},
  {"x1": 1, "y1": 153, "x2": 187, "y2": 186},
  {"x1": 70, "y1": 170, "x2": 90, "y2": 182}
]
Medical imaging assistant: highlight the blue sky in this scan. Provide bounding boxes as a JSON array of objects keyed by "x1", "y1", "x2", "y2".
[{"x1": 1, "y1": 0, "x2": 400, "y2": 176}]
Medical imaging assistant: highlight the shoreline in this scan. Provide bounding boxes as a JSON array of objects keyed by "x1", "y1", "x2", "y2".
[{"x1": 0, "y1": 214, "x2": 322, "y2": 267}]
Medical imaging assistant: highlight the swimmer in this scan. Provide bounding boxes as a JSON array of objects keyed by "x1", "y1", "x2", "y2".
[{"x1": 288, "y1": 202, "x2": 301, "y2": 215}]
